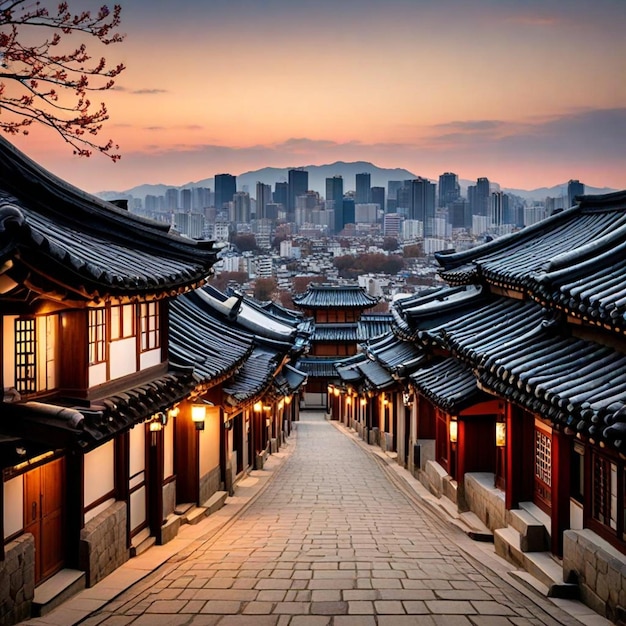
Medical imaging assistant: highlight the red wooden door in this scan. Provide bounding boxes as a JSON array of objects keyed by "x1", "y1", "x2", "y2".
[{"x1": 23, "y1": 458, "x2": 66, "y2": 583}]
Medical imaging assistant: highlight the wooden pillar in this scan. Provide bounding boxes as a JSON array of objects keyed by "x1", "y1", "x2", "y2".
[
  {"x1": 505, "y1": 403, "x2": 519, "y2": 510},
  {"x1": 551, "y1": 428, "x2": 570, "y2": 556},
  {"x1": 65, "y1": 452, "x2": 84, "y2": 568}
]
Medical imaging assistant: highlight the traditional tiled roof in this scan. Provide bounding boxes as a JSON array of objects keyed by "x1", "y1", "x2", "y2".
[
  {"x1": 435, "y1": 191, "x2": 626, "y2": 334},
  {"x1": 273, "y1": 363, "x2": 308, "y2": 396},
  {"x1": 223, "y1": 347, "x2": 282, "y2": 406},
  {"x1": 293, "y1": 284, "x2": 379, "y2": 309},
  {"x1": 0, "y1": 139, "x2": 218, "y2": 303},
  {"x1": 0, "y1": 373, "x2": 191, "y2": 451},
  {"x1": 297, "y1": 357, "x2": 339, "y2": 379},
  {"x1": 477, "y1": 322, "x2": 626, "y2": 451},
  {"x1": 169, "y1": 292, "x2": 254, "y2": 385},
  {"x1": 335, "y1": 353, "x2": 369, "y2": 383},
  {"x1": 365, "y1": 334, "x2": 426, "y2": 376},
  {"x1": 335, "y1": 352, "x2": 395, "y2": 391},
  {"x1": 357, "y1": 314, "x2": 393, "y2": 341},
  {"x1": 313, "y1": 324, "x2": 359, "y2": 342},
  {"x1": 410, "y1": 358, "x2": 483, "y2": 414}
]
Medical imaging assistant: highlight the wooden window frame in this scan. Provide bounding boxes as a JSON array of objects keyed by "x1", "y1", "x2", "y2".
[
  {"x1": 110, "y1": 304, "x2": 136, "y2": 341},
  {"x1": 15, "y1": 318, "x2": 36, "y2": 394},
  {"x1": 88, "y1": 308, "x2": 107, "y2": 365},
  {"x1": 140, "y1": 301, "x2": 160, "y2": 353}
]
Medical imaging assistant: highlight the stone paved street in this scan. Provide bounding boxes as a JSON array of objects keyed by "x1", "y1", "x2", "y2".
[{"x1": 78, "y1": 411, "x2": 590, "y2": 626}]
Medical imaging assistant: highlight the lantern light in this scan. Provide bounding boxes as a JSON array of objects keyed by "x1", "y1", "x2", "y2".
[
  {"x1": 284, "y1": 395, "x2": 292, "y2": 405},
  {"x1": 495, "y1": 422, "x2": 506, "y2": 447},
  {"x1": 333, "y1": 387, "x2": 340, "y2": 397},
  {"x1": 191, "y1": 404, "x2": 207, "y2": 430},
  {"x1": 360, "y1": 397, "x2": 367, "y2": 407},
  {"x1": 254, "y1": 401, "x2": 263, "y2": 412},
  {"x1": 449, "y1": 420, "x2": 458, "y2": 443}
]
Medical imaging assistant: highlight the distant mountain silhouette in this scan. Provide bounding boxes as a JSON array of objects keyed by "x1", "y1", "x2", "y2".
[{"x1": 97, "y1": 162, "x2": 616, "y2": 203}]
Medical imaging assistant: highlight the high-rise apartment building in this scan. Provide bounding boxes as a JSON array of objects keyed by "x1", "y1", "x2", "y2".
[
  {"x1": 273, "y1": 181, "x2": 288, "y2": 209},
  {"x1": 567, "y1": 179, "x2": 585, "y2": 208},
  {"x1": 407, "y1": 178, "x2": 436, "y2": 234},
  {"x1": 165, "y1": 188, "x2": 179, "y2": 211},
  {"x1": 231, "y1": 191, "x2": 250, "y2": 223},
  {"x1": 215, "y1": 173, "x2": 236, "y2": 210},
  {"x1": 371, "y1": 186, "x2": 385, "y2": 212},
  {"x1": 181, "y1": 188, "x2": 192, "y2": 212},
  {"x1": 468, "y1": 177, "x2": 490, "y2": 216},
  {"x1": 255, "y1": 182, "x2": 272, "y2": 220},
  {"x1": 326, "y1": 175, "x2": 344, "y2": 233},
  {"x1": 288, "y1": 169, "x2": 308, "y2": 218},
  {"x1": 490, "y1": 192, "x2": 510, "y2": 228},
  {"x1": 355, "y1": 172, "x2": 371, "y2": 204},
  {"x1": 438, "y1": 172, "x2": 461, "y2": 208}
]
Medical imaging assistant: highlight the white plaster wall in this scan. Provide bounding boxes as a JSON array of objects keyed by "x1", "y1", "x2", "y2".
[
  {"x1": 140, "y1": 348, "x2": 161, "y2": 370},
  {"x1": 199, "y1": 407, "x2": 220, "y2": 478},
  {"x1": 3, "y1": 476, "x2": 23, "y2": 538},
  {"x1": 570, "y1": 499, "x2": 583, "y2": 530},
  {"x1": 109, "y1": 338, "x2": 137, "y2": 379},
  {"x1": 84, "y1": 441, "x2": 114, "y2": 508},
  {"x1": 89, "y1": 362, "x2": 107, "y2": 387}
]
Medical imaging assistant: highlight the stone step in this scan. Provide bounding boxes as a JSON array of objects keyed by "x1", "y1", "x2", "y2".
[
  {"x1": 458, "y1": 511, "x2": 494, "y2": 542},
  {"x1": 130, "y1": 529, "x2": 155, "y2": 557},
  {"x1": 509, "y1": 508, "x2": 549, "y2": 552},
  {"x1": 174, "y1": 502, "x2": 195, "y2": 516},
  {"x1": 32, "y1": 569, "x2": 85, "y2": 617},
  {"x1": 185, "y1": 506, "x2": 208, "y2": 525},
  {"x1": 159, "y1": 513, "x2": 181, "y2": 545},
  {"x1": 495, "y1": 527, "x2": 578, "y2": 598},
  {"x1": 202, "y1": 490, "x2": 228, "y2": 516}
]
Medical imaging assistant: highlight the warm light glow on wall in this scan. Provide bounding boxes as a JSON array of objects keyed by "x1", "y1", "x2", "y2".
[
  {"x1": 496, "y1": 421, "x2": 506, "y2": 447},
  {"x1": 333, "y1": 387, "x2": 340, "y2": 397},
  {"x1": 254, "y1": 401, "x2": 263, "y2": 412},
  {"x1": 360, "y1": 397, "x2": 367, "y2": 407},
  {"x1": 449, "y1": 419, "x2": 458, "y2": 443},
  {"x1": 284, "y1": 395, "x2": 292, "y2": 405},
  {"x1": 346, "y1": 396, "x2": 352, "y2": 405}
]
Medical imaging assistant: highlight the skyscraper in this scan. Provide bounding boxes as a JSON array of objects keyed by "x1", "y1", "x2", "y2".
[
  {"x1": 326, "y1": 175, "x2": 344, "y2": 234},
  {"x1": 371, "y1": 186, "x2": 385, "y2": 212},
  {"x1": 273, "y1": 181, "x2": 288, "y2": 209},
  {"x1": 165, "y1": 188, "x2": 179, "y2": 211},
  {"x1": 231, "y1": 191, "x2": 250, "y2": 223},
  {"x1": 438, "y1": 172, "x2": 460, "y2": 208},
  {"x1": 215, "y1": 173, "x2": 236, "y2": 210},
  {"x1": 567, "y1": 179, "x2": 585, "y2": 207},
  {"x1": 355, "y1": 172, "x2": 371, "y2": 204},
  {"x1": 468, "y1": 177, "x2": 490, "y2": 216},
  {"x1": 288, "y1": 169, "x2": 308, "y2": 218},
  {"x1": 407, "y1": 178, "x2": 436, "y2": 233},
  {"x1": 256, "y1": 182, "x2": 272, "y2": 220}
]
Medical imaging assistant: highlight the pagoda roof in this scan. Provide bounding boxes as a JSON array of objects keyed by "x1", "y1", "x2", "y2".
[
  {"x1": 0, "y1": 138, "x2": 218, "y2": 303},
  {"x1": 293, "y1": 283, "x2": 378, "y2": 309}
]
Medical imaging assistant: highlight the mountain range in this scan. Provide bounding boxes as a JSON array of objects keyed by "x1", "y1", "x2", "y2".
[{"x1": 97, "y1": 161, "x2": 616, "y2": 204}]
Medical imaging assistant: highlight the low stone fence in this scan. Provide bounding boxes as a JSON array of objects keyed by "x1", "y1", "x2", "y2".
[{"x1": 0, "y1": 534, "x2": 34, "y2": 625}]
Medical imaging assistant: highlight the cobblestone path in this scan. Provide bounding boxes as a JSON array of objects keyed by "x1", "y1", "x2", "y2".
[{"x1": 82, "y1": 411, "x2": 583, "y2": 626}]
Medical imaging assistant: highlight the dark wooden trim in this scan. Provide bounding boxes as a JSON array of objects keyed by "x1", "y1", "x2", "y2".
[
  {"x1": 551, "y1": 428, "x2": 570, "y2": 557},
  {"x1": 65, "y1": 452, "x2": 83, "y2": 568},
  {"x1": 84, "y1": 490, "x2": 116, "y2": 514},
  {"x1": 0, "y1": 479, "x2": 4, "y2": 560}
]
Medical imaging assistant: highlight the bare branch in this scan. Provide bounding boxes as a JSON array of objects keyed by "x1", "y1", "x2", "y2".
[{"x1": 0, "y1": 1, "x2": 125, "y2": 160}]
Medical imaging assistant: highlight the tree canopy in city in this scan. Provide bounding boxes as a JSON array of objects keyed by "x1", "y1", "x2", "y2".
[{"x1": 0, "y1": 1, "x2": 125, "y2": 159}]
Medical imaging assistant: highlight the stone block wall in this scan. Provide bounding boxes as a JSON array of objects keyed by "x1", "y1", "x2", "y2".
[
  {"x1": 79, "y1": 501, "x2": 128, "y2": 587},
  {"x1": 0, "y1": 534, "x2": 34, "y2": 625},
  {"x1": 199, "y1": 465, "x2": 222, "y2": 505},
  {"x1": 563, "y1": 528, "x2": 626, "y2": 621},
  {"x1": 163, "y1": 480, "x2": 176, "y2": 519},
  {"x1": 464, "y1": 472, "x2": 506, "y2": 531}
]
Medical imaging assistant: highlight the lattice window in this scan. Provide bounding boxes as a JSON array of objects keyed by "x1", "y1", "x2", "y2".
[
  {"x1": 140, "y1": 302, "x2": 160, "y2": 352},
  {"x1": 15, "y1": 318, "x2": 36, "y2": 394},
  {"x1": 535, "y1": 428, "x2": 552, "y2": 487},
  {"x1": 110, "y1": 304, "x2": 135, "y2": 340},
  {"x1": 592, "y1": 454, "x2": 617, "y2": 531},
  {"x1": 89, "y1": 308, "x2": 106, "y2": 365}
]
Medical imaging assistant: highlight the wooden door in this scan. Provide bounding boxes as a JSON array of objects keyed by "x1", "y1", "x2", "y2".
[
  {"x1": 533, "y1": 422, "x2": 553, "y2": 515},
  {"x1": 128, "y1": 425, "x2": 148, "y2": 537},
  {"x1": 23, "y1": 458, "x2": 66, "y2": 583}
]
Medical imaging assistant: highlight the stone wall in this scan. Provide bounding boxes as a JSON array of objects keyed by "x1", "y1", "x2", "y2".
[
  {"x1": 199, "y1": 465, "x2": 222, "y2": 505},
  {"x1": 79, "y1": 501, "x2": 128, "y2": 587},
  {"x1": 0, "y1": 534, "x2": 34, "y2": 625},
  {"x1": 464, "y1": 472, "x2": 506, "y2": 531},
  {"x1": 163, "y1": 480, "x2": 176, "y2": 519},
  {"x1": 563, "y1": 528, "x2": 626, "y2": 622}
]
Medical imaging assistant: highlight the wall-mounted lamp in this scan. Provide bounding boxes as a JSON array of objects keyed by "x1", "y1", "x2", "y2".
[
  {"x1": 333, "y1": 387, "x2": 340, "y2": 397},
  {"x1": 360, "y1": 397, "x2": 367, "y2": 407},
  {"x1": 495, "y1": 421, "x2": 506, "y2": 447},
  {"x1": 346, "y1": 396, "x2": 352, "y2": 405},
  {"x1": 449, "y1": 419, "x2": 458, "y2": 444},
  {"x1": 284, "y1": 395, "x2": 292, "y2": 405},
  {"x1": 191, "y1": 404, "x2": 206, "y2": 430},
  {"x1": 168, "y1": 406, "x2": 180, "y2": 419},
  {"x1": 328, "y1": 384, "x2": 334, "y2": 395},
  {"x1": 254, "y1": 401, "x2": 263, "y2": 413}
]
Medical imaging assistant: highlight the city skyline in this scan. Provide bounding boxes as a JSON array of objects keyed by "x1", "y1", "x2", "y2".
[{"x1": 7, "y1": 0, "x2": 626, "y2": 193}]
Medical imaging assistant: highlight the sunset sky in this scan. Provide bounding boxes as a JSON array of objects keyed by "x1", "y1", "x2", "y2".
[{"x1": 9, "y1": 0, "x2": 626, "y2": 194}]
